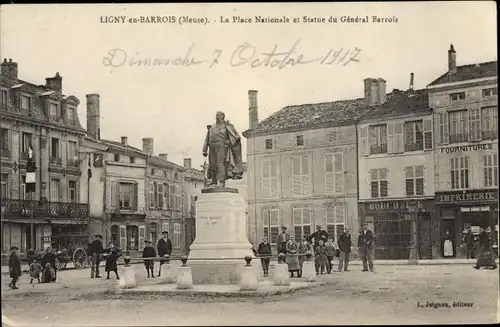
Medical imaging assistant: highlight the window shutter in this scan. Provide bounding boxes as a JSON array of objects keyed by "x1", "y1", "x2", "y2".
[
  {"x1": 111, "y1": 182, "x2": 118, "y2": 211},
  {"x1": 359, "y1": 126, "x2": 368, "y2": 156},
  {"x1": 325, "y1": 154, "x2": 334, "y2": 195},
  {"x1": 387, "y1": 123, "x2": 395, "y2": 154},
  {"x1": 334, "y1": 153, "x2": 344, "y2": 194},
  {"x1": 468, "y1": 108, "x2": 481, "y2": 141},
  {"x1": 138, "y1": 225, "x2": 146, "y2": 251},
  {"x1": 133, "y1": 182, "x2": 139, "y2": 211},
  {"x1": 119, "y1": 225, "x2": 127, "y2": 249},
  {"x1": 394, "y1": 122, "x2": 403, "y2": 153},
  {"x1": 262, "y1": 160, "x2": 270, "y2": 198},
  {"x1": 423, "y1": 118, "x2": 433, "y2": 150},
  {"x1": 292, "y1": 156, "x2": 301, "y2": 196},
  {"x1": 270, "y1": 159, "x2": 279, "y2": 198},
  {"x1": 163, "y1": 184, "x2": 168, "y2": 209},
  {"x1": 440, "y1": 112, "x2": 449, "y2": 144}
]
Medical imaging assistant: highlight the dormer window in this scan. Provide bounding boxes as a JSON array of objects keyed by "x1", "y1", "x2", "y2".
[
  {"x1": 20, "y1": 94, "x2": 31, "y2": 111},
  {"x1": 296, "y1": 135, "x2": 304, "y2": 146},
  {"x1": 49, "y1": 102, "x2": 60, "y2": 119},
  {"x1": 67, "y1": 106, "x2": 75, "y2": 123}
]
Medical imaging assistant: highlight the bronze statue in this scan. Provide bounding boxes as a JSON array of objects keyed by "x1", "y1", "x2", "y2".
[{"x1": 203, "y1": 111, "x2": 243, "y2": 188}]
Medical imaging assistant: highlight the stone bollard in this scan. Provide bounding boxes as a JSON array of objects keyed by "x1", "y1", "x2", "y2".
[
  {"x1": 252, "y1": 255, "x2": 265, "y2": 281},
  {"x1": 118, "y1": 256, "x2": 137, "y2": 289},
  {"x1": 301, "y1": 253, "x2": 316, "y2": 282},
  {"x1": 158, "y1": 255, "x2": 176, "y2": 284},
  {"x1": 176, "y1": 255, "x2": 193, "y2": 290},
  {"x1": 240, "y1": 256, "x2": 258, "y2": 291},
  {"x1": 273, "y1": 253, "x2": 290, "y2": 286}
]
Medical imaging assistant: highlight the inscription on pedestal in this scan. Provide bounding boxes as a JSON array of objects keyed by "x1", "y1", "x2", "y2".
[{"x1": 200, "y1": 216, "x2": 222, "y2": 226}]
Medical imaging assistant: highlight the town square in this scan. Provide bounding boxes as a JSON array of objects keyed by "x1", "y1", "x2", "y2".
[{"x1": 1, "y1": 2, "x2": 498, "y2": 326}]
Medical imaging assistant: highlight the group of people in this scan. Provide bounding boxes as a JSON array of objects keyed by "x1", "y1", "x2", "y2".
[
  {"x1": 254, "y1": 223, "x2": 376, "y2": 277},
  {"x1": 142, "y1": 230, "x2": 173, "y2": 278},
  {"x1": 8, "y1": 245, "x2": 59, "y2": 289}
]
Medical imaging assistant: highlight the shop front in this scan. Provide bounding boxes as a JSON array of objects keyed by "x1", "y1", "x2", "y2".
[
  {"x1": 359, "y1": 198, "x2": 435, "y2": 260},
  {"x1": 435, "y1": 189, "x2": 499, "y2": 259}
]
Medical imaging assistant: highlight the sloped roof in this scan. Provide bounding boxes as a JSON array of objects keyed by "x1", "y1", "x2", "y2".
[
  {"x1": 243, "y1": 97, "x2": 365, "y2": 136},
  {"x1": 428, "y1": 61, "x2": 497, "y2": 86},
  {"x1": 100, "y1": 139, "x2": 148, "y2": 156},
  {"x1": 359, "y1": 89, "x2": 430, "y2": 121},
  {"x1": 149, "y1": 155, "x2": 186, "y2": 171}
]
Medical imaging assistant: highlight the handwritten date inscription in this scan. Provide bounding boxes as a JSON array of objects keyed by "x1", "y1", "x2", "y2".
[
  {"x1": 200, "y1": 216, "x2": 222, "y2": 226},
  {"x1": 103, "y1": 39, "x2": 361, "y2": 70}
]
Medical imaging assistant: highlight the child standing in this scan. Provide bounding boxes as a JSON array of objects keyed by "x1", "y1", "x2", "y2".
[
  {"x1": 257, "y1": 238, "x2": 272, "y2": 277},
  {"x1": 325, "y1": 238, "x2": 336, "y2": 274},
  {"x1": 142, "y1": 240, "x2": 156, "y2": 278},
  {"x1": 8, "y1": 246, "x2": 21, "y2": 289},
  {"x1": 29, "y1": 258, "x2": 42, "y2": 284},
  {"x1": 315, "y1": 240, "x2": 328, "y2": 275},
  {"x1": 105, "y1": 242, "x2": 121, "y2": 280}
]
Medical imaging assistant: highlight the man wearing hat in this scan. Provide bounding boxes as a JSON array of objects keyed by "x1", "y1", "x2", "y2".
[
  {"x1": 142, "y1": 239, "x2": 157, "y2": 278},
  {"x1": 8, "y1": 246, "x2": 21, "y2": 289},
  {"x1": 156, "y1": 231, "x2": 172, "y2": 277},
  {"x1": 277, "y1": 226, "x2": 290, "y2": 263},
  {"x1": 308, "y1": 225, "x2": 329, "y2": 251},
  {"x1": 89, "y1": 234, "x2": 104, "y2": 278}
]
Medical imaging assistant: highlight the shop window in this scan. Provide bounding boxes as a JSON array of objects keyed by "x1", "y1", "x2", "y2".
[{"x1": 263, "y1": 208, "x2": 280, "y2": 245}]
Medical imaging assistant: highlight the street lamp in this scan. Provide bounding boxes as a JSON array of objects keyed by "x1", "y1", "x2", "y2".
[{"x1": 408, "y1": 200, "x2": 418, "y2": 264}]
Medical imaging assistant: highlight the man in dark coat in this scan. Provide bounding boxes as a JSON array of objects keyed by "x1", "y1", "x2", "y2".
[
  {"x1": 308, "y1": 225, "x2": 329, "y2": 251},
  {"x1": 358, "y1": 223, "x2": 374, "y2": 272},
  {"x1": 337, "y1": 229, "x2": 352, "y2": 272},
  {"x1": 276, "y1": 226, "x2": 290, "y2": 263},
  {"x1": 465, "y1": 228, "x2": 475, "y2": 259},
  {"x1": 143, "y1": 240, "x2": 157, "y2": 278},
  {"x1": 89, "y1": 234, "x2": 104, "y2": 278},
  {"x1": 257, "y1": 237, "x2": 272, "y2": 277},
  {"x1": 8, "y1": 246, "x2": 21, "y2": 289},
  {"x1": 156, "y1": 231, "x2": 172, "y2": 277}
]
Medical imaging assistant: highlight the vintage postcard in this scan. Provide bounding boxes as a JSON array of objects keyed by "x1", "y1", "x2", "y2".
[{"x1": 0, "y1": 2, "x2": 498, "y2": 326}]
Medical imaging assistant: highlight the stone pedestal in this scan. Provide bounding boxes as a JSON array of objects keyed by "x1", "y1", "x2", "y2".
[
  {"x1": 157, "y1": 263, "x2": 177, "y2": 284},
  {"x1": 272, "y1": 263, "x2": 290, "y2": 286},
  {"x1": 239, "y1": 266, "x2": 258, "y2": 291},
  {"x1": 176, "y1": 266, "x2": 193, "y2": 290},
  {"x1": 119, "y1": 266, "x2": 136, "y2": 289},
  {"x1": 188, "y1": 189, "x2": 253, "y2": 284},
  {"x1": 301, "y1": 261, "x2": 316, "y2": 282},
  {"x1": 252, "y1": 257, "x2": 264, "y2": 281}
]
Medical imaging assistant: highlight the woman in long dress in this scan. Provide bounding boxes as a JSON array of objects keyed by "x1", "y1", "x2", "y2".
[
  {"x1": 286, "y1": 236, "x2": 301, "y2": 278},
  {"x1": 443, "y1": 230, "x2": 454, "y2": 257}
]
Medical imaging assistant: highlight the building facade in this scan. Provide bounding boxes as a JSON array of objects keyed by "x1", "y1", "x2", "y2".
[
  {"x1": 243, "y1": 90, "x2": 363, "y2": 251},
  {"x1": 1, "y1": 59, "x2": 88, "y2": 255},
  {"x1": 428, "y1": 45, "x2": 498, "y2": 258},
  {"x1": 357, "y1": 77, "x2": 436, "y2": 260}
]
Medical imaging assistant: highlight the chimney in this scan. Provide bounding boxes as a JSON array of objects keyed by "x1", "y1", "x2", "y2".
[
  {"x1": 159, "y1": 153, "x2": 168, "y2": 161},
  {"x1": 0, "y1": 59, "x2": 18, "y2": 81},
  {"x1": 183, "y1": 158, "x2": 192, "y2": 169},
  {"x1": 121, "y1": 136, "x2": 128, "y2": 146},
  {"x1": 142, "y1": 137, "x2": 154, "y2": 155},
  {"x1": 409, "y1": 72, "x2": 414, "y2": 90},
  {"x1": 248, "y1": 90, "x2": 259, "y2": 130},
  {"x1": 448, "y1": 44, "x2": 457, "y2": 73},
  {"x1": 376, "y1": 78, "x2": 387, "y2": 104},
  {"x1": 45, "y1": 72, "x2": 62, "y2": 93},
  {"x1": 364, "y1": 78, "x2": 386, "y2": 107},
  {"x1": 86, "y1": 94, "x2": 100, "y2": 140}
]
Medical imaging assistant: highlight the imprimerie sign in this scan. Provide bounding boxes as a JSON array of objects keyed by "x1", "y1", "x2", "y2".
[
  {"x1": 440, "y1": 143, "x2": 494, "y2": 153},
  {"x1": 436, "y1": 190, "x2": 498, "y2": 203}
]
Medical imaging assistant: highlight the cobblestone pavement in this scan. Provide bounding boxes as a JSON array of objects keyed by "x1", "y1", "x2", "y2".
[{"x1": 1, "y1": 264, "x2": 498, "y2": 326}]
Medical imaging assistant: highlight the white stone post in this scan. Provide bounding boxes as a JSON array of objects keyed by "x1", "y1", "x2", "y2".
[
  {"x1": 158, "y1": 256, "x2": 177, "y2": 284},
  {"x1": 273, "y1": 254, "x2": 290, "y2": 286},
  {"x1": 176, "y1": 256, "x2": 193, "y2": 290},
  {"x1": 240, "y1": 256, "x2": 258, "y2": 291},
  {"x1": 118, "y1": 256, "x2": 136, "y2": 289}
]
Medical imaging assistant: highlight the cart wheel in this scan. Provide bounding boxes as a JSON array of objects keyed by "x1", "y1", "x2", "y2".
[{"x1": 73, "y1": 248, "x2": 88, "y2": 269}]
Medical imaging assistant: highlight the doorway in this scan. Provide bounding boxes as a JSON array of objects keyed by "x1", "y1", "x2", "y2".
[
  {"x1": 440, "y1": 218, "x2": 456, "y2": 257},
  {"x1": 418, "y1": 213, "x2": 432, "y2": 259}
]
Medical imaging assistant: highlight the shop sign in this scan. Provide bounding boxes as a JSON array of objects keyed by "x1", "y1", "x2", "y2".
[
  {"x1": 440, "y1": 143, "x2": 494, "y2": 154},
  {"x1": 366, "y1": 200, "x2": 424, "y2": 212},
  {"x1": 436, "y1": 190, "x2": 498, "y2": 204}
]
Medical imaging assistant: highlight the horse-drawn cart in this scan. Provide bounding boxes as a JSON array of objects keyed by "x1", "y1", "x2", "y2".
[{"x1": 52, "y1": 233, "x2": 92, "y2": 270}]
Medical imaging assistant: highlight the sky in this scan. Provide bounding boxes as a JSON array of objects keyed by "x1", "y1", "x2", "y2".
[{"x1": 1, "y1": 2, "x2": 497, "y2": 169}]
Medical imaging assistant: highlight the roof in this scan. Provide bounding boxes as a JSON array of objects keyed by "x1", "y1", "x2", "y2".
[
  {"x1": 149, "y1": 155, "x2": 186, "y2": 171},
  {"x1": 243, "y1": 97, "x2": 366, "y2": 136},
  {"x1": 359, "y1": 89, "x2": 430, "y2": 121},
  {"x1": 428, "y1": 61, "x2": 497, "y2": 86},
  {"x1": 100, "y1": 139, "x2": 148, "y2": 157}
]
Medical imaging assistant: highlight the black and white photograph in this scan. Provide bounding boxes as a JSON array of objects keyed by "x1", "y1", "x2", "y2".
[{"x1": 0, "y1": 2, "x2": 498, "y2": 326}]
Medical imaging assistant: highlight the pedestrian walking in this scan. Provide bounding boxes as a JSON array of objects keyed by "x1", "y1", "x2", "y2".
[
  {"x1": 8, "y1": 246, "x2": 21, "y2": 290},
  {"x1": 474, "y1": 227, "x2": 498, "y2": 270},
  {"x1": 142, "y1": 240, "x2": 156, "y2": 278},
  {"x1": 41, "y1": 246, "x2": 57, "y2": 282},
  {"x1": 156, "y1": 231, "x2": 172, "y2": 277},
  {"x1": 325, "y1": 238, "x2": 336, "y2": 273},
  {"x1": 257, "y1": 237, "x2": 272, "y2": 277},
  {"x1": 29, "y1": 258, "x2": 42, "y2": 284},
  {"x1": 315, "y1": 240, "x2": 328, "y2": 275},
  {"x1": 286, "y1": 235, "x2": 301, "y2": 278},
  {"x1": 104, "y1": 242, "x2": 121, "y2": 280},
  {"x1": 337, "y1": 229, "x2": 352, "y2": 272},
  {"x1": 89, "y1": 234, "x2": 104, "y2": 278},
  {"x1": 358, "y1": 223, "x2": 374, "y2": 272},
  {"x1": 277, "y1": 226, "x2": 290, "y2": 263}
]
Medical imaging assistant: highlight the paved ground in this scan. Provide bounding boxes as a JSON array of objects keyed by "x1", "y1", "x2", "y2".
[{"x1": 1, "y1": 263, "x2": 498, "y2": 326}]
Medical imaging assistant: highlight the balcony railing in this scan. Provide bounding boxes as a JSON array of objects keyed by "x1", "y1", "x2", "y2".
[
  {"x1": 482, "y1": 129, "x2": 498, "y2": 140},
  {"x1": 0, "y1": 148, "x2": 11, "y2": 158},
  {"x1": 449, "y1": 133, "x2": 468, "y2": 143},
  {"x1": 404, "y1": 142, "x2": 423, "y2": 152},
  {"x1": 49, "y1": 156, "x2": 62, "y2": 166},
  {"x1": 370, "y1": 144, "x2": 388, "y2": 155},
  {"x1": 0, "y1": 198, "x2": 88, "y2": 219}
]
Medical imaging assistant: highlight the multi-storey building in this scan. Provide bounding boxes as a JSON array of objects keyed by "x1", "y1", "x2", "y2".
[
  {"x1": 243, "y1": 90, "x2": 363, "y2": 251},
  {"x1": 357, "y1": 77, "x2": 436, "y2": 260},
  {"x1": 142, "y1": 138, "x2": 186, "y2": 256},
  {"x1": 183, "y1": 159, "x2": 204, "y2": 252},
  {"x1": 428, "y1": 45, "x2": 498, "y2": 258},
  {"x1": 0, "y1": 59, "x2": 88, "y2": 255}
]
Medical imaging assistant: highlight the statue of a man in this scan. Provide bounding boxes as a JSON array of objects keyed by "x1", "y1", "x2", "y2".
[{"x1": 203, "y1": 111, "x2": 243, "y2": 188}]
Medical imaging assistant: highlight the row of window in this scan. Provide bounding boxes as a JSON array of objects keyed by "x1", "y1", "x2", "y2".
[
  {"x1": 109, "y1": 223, "x2": 182, "y2": 251},
  {"x1": 369, "y1": 167, "x2": 424, "y2": 198},
  {"x1": 0, "y1": 89, "x2": 77, "y2": 124},
  {"x1": 449, "y1": 154, "x2": 498, "y2": 189},
  {"x1": 449, "y1": 88, "x2": 497, "y2": 102},
  {"x1": 1, "y1": 174, "x2": 78, "y2": 202},
  {"x1": 264, "y1": 128, "x2": 348, "y2": 151},
  {"x1": 263, "y1": 206, "x2": 346, "y2": 245},
  {"x1": 148, "y1": 181, "x2": 182, "y2": 210}
]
